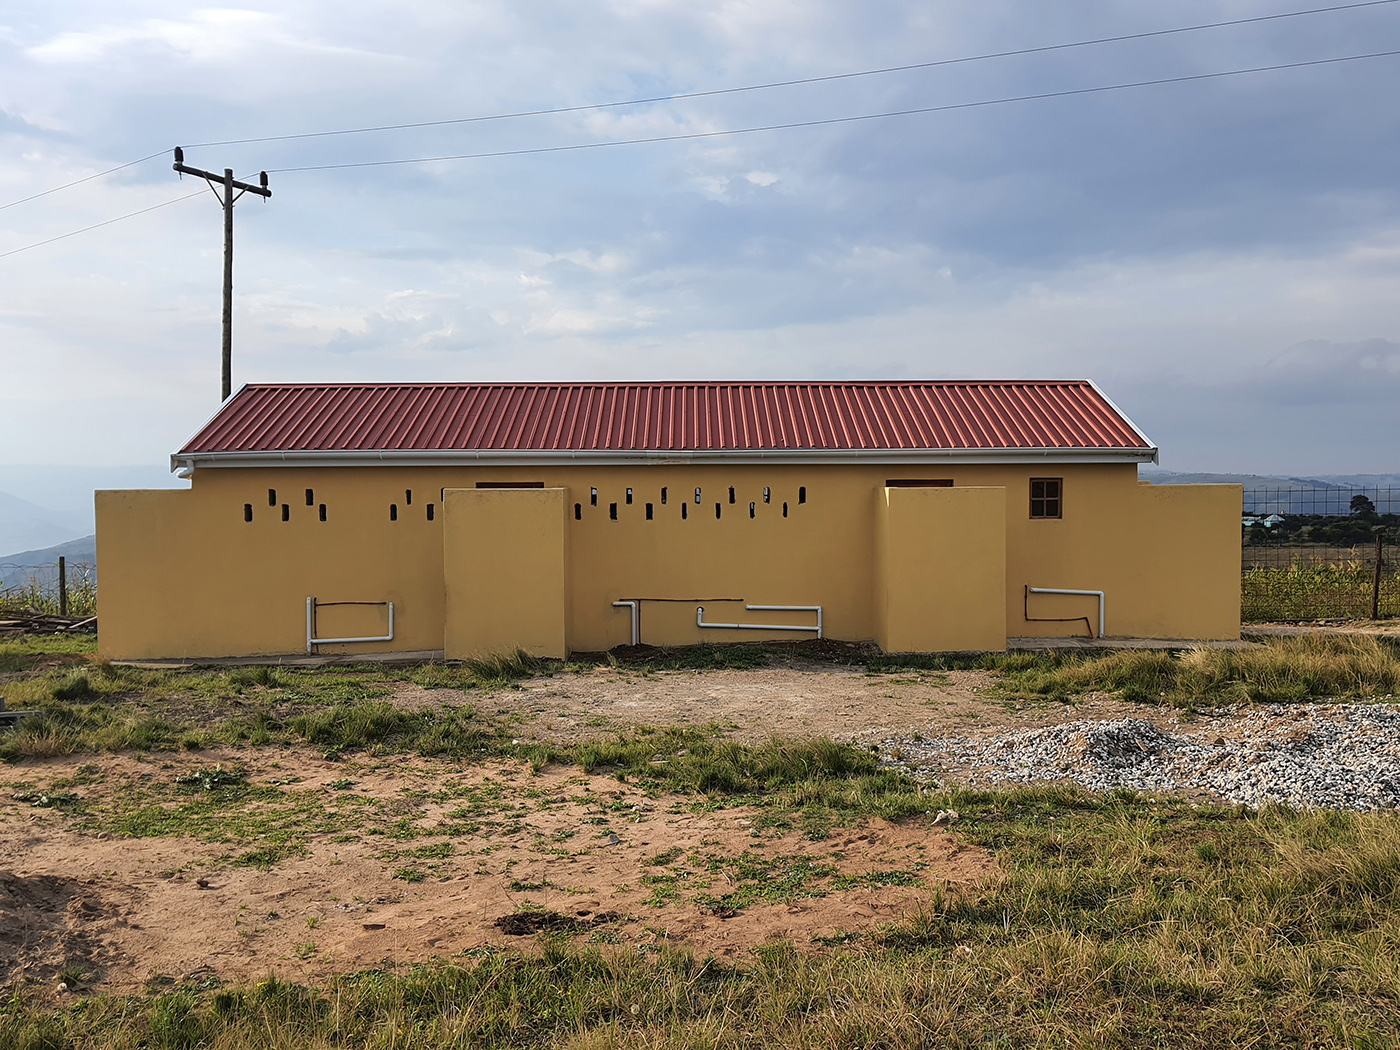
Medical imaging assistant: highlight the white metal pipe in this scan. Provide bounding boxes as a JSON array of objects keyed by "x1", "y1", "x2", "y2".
[
  {"x1": 744, "y1": 605, "x2": 822, "y2": 639},
  {"x1": 1027, "y1": 587, "x2": 1104, "y2": 639},
  {"x1": 696, "y1": 605, "x2": 822, "y2": 636},
  {"x1": 612, "y1": 600, "x2": 639, "y2": 646},
  {"x1": 306, "y1": 597, "x2": 396, "y2": 651}
]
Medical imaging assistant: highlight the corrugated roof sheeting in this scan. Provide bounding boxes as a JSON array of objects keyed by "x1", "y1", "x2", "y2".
[{"x1": 180, "y1": 381, "x2": 1152, "y2": 453}]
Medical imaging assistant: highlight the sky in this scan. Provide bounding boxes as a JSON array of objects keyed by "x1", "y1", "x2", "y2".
[{"x1": 2, "y1": 0, "x2": 1399, "y2": 477}]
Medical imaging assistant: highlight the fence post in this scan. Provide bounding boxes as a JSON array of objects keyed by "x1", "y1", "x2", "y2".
[
  {"x1": 58, "y1": 556, "x2": 67, "y2": 616},
  {"x1": 1374, "y1": 529, "x2": 1385, "y2": 621}
]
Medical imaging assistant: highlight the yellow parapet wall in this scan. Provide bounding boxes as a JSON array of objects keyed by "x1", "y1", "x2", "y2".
[
  {"x1": 876, "y1": 486, "x2": 1007, "y2": 653},
  {"x1": 96, "y1": 464, "x2": 1241, "y2": 659},
  {"x1": 443, "y1": 487, "x2": 567, "y2": 660}
]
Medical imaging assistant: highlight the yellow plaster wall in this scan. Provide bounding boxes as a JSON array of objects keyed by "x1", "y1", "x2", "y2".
[
  {"x1": 442, "y1": 488, "x2": 567, "y2": 659},
  {"x1": 96, "y1": 462, "x2": 1240, "y2": 658},
  {"x1": 875, "y1": 486, "x2": 1007, "y2": 653}
]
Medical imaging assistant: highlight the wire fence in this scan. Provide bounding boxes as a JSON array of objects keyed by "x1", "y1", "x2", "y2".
[
  {"x1": 0, "y1": 560, "x2": 97, "y2": 618},
  {"x1": 1240, "y1": 487, "x2": 1397, "y2": 621}
]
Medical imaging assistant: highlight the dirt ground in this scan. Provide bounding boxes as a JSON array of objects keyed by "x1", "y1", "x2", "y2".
[
  {"x1": 477, "y1": 663, "x2": 1169, "y2": 746},
  {"x1": 0, "y1": 663, "x2": 1224, "y2": 996}
]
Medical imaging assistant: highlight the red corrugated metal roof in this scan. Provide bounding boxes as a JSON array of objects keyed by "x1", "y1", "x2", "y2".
[{"x1": 179, "y1": 381, "x2": 1152, "y2": 454}]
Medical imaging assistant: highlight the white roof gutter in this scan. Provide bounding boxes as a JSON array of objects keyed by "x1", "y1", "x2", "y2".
[{"x1": 171, "y1": 445, "x2": 1158, "y2": 472}]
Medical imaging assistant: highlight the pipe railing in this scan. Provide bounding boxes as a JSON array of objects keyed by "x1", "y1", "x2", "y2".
[
  {"x1": 696, "y1": 604, "x2": 822, "y2": 638},
  {"x1": 1026, "y1": 587, "x2": 1105, "y2": 639},
  {"x1": 306, "y1": 597, "x2": 395, "y2": 652},
  {"x1": 612, "y1": 600, "x2": 639, "y2": 646}
]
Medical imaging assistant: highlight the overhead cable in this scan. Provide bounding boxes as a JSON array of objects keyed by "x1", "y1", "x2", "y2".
[
  {"x1": 0, "y1": 151, "x2": 168, "y2": 213},
  {"x1": 183, "y1": 0, "x2": 1400, "y2": 150},
  {"x1": 264, "y1": 48, "x2": 1400, "y2": 174},
  {"x1": 0, "y1": 190, "x2": 205, "y2": 260}
]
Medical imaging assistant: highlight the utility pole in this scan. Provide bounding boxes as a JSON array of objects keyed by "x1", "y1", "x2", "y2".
[{"x1": 172, "y1": 147, "x2": 271, "y2": 402}]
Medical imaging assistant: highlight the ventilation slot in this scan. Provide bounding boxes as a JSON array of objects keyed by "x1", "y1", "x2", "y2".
[
  {"x1": 626, "y1": 488, "x2": 633, "y2": 504},
  {"x1": 268, "y1": 488, "x2": 277, "y2": 507},
  {"x1": 783, "y1": 502, "x2": 788, "y2": 517},
  {"x1": 715, "y1": 503, "x2": 722, "y2": 519},
  {"x1": 390, "y1": 504, "x2": 398, "y2": 521},
  {"x1": 427, "y1": 504, "x2": 435, "y2": 521},
  {"x1": 305, "y1": 488, "x2": 314, "y2": 506},
  {"x1": 799, "y1": 486, "x2": 807, "y2": 504},
  {"x1": 281, "y1": 504, "x2": 290, "y2": 522},
  {"x1": 609, "y1": 503, "x2": 618, "y2": 521},
  {"x1": 319, "y1": 504, "x2": 327, "y2": 522},
  {"x1": 244, "y1": 504, "x2": 253, "y2": 523},
  {"x1": 645, "y1": 503, "x2": 654, "y2": 520},
  {"x1": 405, "y1": 489, "x2": 412, "y2": 505},
  {"x1": 749, "y1": 502, "x2": 756, "y2": 518},
  {"x1": 728, "y1": 486, "x2": 735, "y2": 504},
  {"x1": 591, "y1": 488, "x2": 598, "y2": 506},
  {"x1": 661, "y1": 487, "x2": 668, "y2": 504},
  {"x1": 763, "y1": 487, "x2": 770, "y2": 503},
  {"x1": 575, "y1": 503, "x2": 582, "y2": 520},
  {"x1": 682, "y1": 503, "x2": 688, "y2": 520}
]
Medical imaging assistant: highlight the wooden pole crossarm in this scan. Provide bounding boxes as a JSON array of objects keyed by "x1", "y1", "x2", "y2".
[{"x1": 172, "y1": 159, "x2": 271, "y2": 198}]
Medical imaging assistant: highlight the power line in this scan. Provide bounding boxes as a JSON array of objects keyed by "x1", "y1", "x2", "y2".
[
  {"x1": 265, "y1": 48, "x2": 1400, "y2": 175},
  {"x1": 5, "y1": 46, "x2": 1396, "y2": 259},
  {"x1": 183, "y1": 0, "x2": 1400, "y2": 151},
  {"x1": 0, "y1": 150, "x2": 167, "y2": 213},
  {"x1": 4, "y1": 0, "x2": 1394, "y2": 213},
  {"x1": 0, "y1": 190, "x2": 204, "y2": 260}
]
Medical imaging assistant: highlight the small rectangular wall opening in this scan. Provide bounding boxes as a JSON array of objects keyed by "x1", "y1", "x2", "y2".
[
  {"x1": 661, "y1": 487, "x2": 668, "y2": 504},
  {"x1": 749, "y1": 501, "x2": 756, "y2": 518},
  {"x1": 694, "y1": 487, "x2": 701, "y2": 503},
  {"x1": 715, "y1": 502, "x2": 722, "y2": 519},
  {"x1": 681, "y1": 503, "x2": 688, "y2": 520},
  {"x1": 244, "y1": 504, "x2": 253, "y2": 522},
  {"x1": 574, "y1": 503, "x2": 582, "y2": 520},
  {"x1": 305, "y1": 488, "x2": 315, "y2": 505},
  {"x1": 763, "y1": 487, "x2": 770, "y2": 503},
  {"x1": 645, "y1": 503, "x2": 654, "y2": 520},
  {"x1": 281, "y1": 504, "x2": 290, "y2": 522},
  {"x1": 390, "y1": 504, "x2": 398, "y2": 521},
  {"x1": 427, "y1": 504, "x2": 435, "y2": 521},
  {"x1": 405, "y1": 489, "x2": 412, "y2": 505},
  {"x1": 609, "y1": 502, "x2": 618, "y2": 520},
  {"x1": 799, "y1": 486, "x2": 807, "y2": 504},
  {"x1": 783, "y1": 502, "x2": 788, "y2": 517},
  {"x1": 728, "y1": 486, "x2": 735, "y2": 504},
  {"x1": 268, "y1": 488, "x2": 277, "y2": 507},
  {"x1": 626, "y1": 488, "x2": 633, "y2": 504},
  {"x1": 591, "y1": 488, "x2": 598, "y2": 506},
  {"x1": 319, "y1": 504, "x2": 327, "y2": 522}
]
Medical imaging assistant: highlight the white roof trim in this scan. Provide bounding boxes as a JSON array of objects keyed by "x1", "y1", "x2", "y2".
[{"x1": 172, "y1": 446, "x2": 1159, "y2": 471}]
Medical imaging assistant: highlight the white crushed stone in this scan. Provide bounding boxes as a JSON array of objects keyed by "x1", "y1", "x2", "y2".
[{"x1": 883, "y1": 704, "x2": 1400, "y2": 811}]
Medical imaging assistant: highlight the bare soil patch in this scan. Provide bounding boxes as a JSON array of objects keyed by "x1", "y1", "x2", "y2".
[
  {"x1": 0, "y1": 747, "x2": 995, "y2": 994},
  {"x1": 467, "y1": 664, "x2": 1180, "y2": 747}
]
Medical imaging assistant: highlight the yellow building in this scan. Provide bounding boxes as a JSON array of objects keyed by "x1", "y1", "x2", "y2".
[{"x1": 96, "y1": 381, "x2": 1240, "y2": 660}]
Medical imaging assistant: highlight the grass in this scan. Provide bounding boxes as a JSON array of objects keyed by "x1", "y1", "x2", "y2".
[{"x1": 3, "y1": 791, "x2": 1400, "y2": 1047}]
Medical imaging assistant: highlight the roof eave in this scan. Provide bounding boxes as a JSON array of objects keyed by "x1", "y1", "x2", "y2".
[{"x1": 171, "y1": 446, "x2": 1159, "y2": 471}]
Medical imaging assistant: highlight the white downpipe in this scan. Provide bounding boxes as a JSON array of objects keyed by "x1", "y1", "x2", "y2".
[
  {"x1": 306, "y1": 597, "x2": 396, "y2": 652},
  {"x1": 1027, "y1": 587, "x2": 1105, "y2": 639},
  {"x1": 696, "y1": 605, "x2": 823, "y2": 638},
  {"x1": 612, "y1": 600, "x2": 639, "y2": 646}
]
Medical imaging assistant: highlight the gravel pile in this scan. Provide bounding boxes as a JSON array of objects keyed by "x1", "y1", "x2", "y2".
[{"x1": 886, "y1": 704, "x2": 1400, "y2": 810}]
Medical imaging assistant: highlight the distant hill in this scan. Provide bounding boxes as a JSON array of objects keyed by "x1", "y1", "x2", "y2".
[
  {"x1": 1141, "y1": 470, "x2": 1400, "y2": 515},
  {"x1": 0, "y1": 535, "x2": 96, "y2": 591},
  {"x1": 0, "y1": 489, "x2": 86, "y2": 555}
]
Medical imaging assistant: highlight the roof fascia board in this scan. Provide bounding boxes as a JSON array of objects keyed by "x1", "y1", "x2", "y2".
[
  {"x1": 169, "y1": 384, "x2": 249, "y2": 473},
  {"x1": 1084, "y1": 379, "x2": 1159, "y2": 464},
  {"x1": 172, "y1": 447, "x2": 1158, "y2": 471}
]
